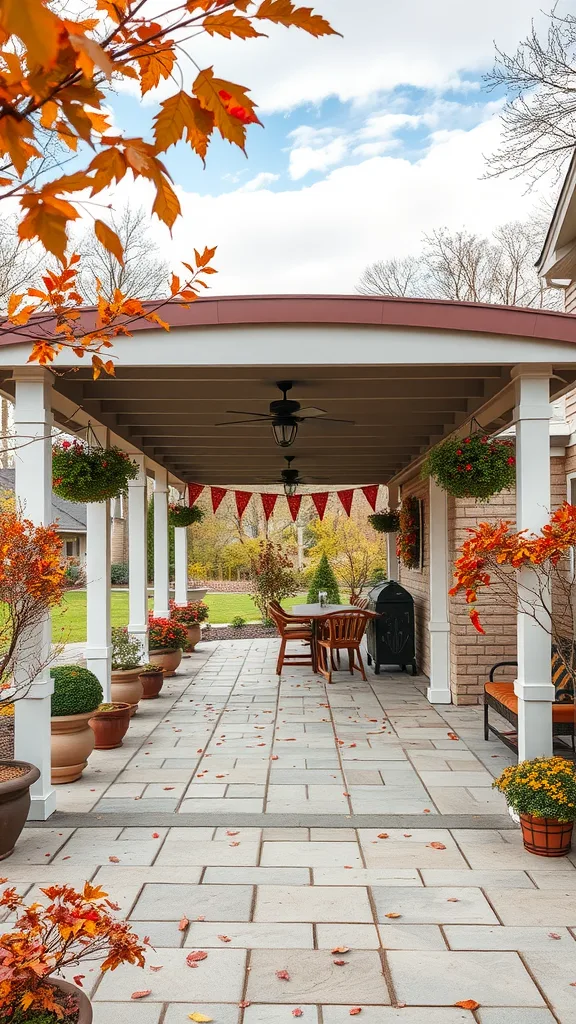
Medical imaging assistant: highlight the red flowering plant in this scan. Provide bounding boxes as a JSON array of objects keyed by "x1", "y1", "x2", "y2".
[
  {"x1": 0, "y1": 882, "x2": 146, "y2": 1020},
  {"x1": 52, "y1": 440, "x2": 138, "y2": 503},
  {"x1": 170, "y1": 601, "x2": 209, "y2": 625},
  {"x1": 397, "y1": 496, "x2": 421, "y2": 569},
  {"x1": 148, "y1": 616, "x2": 188, "y2": 651},
  {"x1": 423, "y1": 429, "x2": 515, "y2": 500},
  {"x1": 450, "y1": 502, "x2": 576, "y2": 679}
]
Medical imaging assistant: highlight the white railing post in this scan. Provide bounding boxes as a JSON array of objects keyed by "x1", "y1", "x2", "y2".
[{"x1": 427, "y1": 477, "x2": 452, "y2": 704}]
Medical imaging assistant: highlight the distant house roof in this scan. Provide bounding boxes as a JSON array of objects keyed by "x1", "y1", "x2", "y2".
[
  {"x1": 0, "y1": 467, "x2": 87, "y2": 533},
  {"x1": 537, "y1": 151, "x2": 576, "y2": 282}
]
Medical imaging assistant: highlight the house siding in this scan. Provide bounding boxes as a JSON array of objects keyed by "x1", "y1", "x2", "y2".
[{"x1": 398, "y1": 475, "x2": 430, "y2": 679}]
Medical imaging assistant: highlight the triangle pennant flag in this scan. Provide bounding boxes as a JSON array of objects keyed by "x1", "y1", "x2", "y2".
[
  {"x1": 311, "y1": 492, "x2": 329, "y2": 520},
  {"x1": 261, "y1": 492, "x2": 278, "y2": 522},
  {"x1": 188, "y1": 482, "x2": 204, "y2": 506},
  {"x1": 211, "y1": 486, "x2": 227, "y2": 513},
  {"x1": 235, "y1": 490, "x2": 252, "y2": 519},
  {"x1": 362, "y1": 484, "x2": 379, "y2": 510},
  {"x1": 337, "y1": 489, "x2": 354, "y2": 516},
  {"x1": 287, "y1": 493, "x2": 302, "y2": 521}
]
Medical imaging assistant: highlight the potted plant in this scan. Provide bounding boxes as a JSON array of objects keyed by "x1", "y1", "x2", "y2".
[
  {"x1": 170, "y1": 600, "x2": 209, "y2": 650},
  {"x1": 168, "y1": 503, "x2": 205, "y2": 527},
  {"x1": 50, "y1": 667, "x2": 103, "y2": 784},
  {"x1": 0, "y1": 510, "x2": 67, "y2": 860},
  {"x1": 397, "y1": 496, "x2": 421, "y2": 569},
  {"x1": 493, "y1": 756, "x2": 576, "y2": 856},
  {"x1": 368, "y1": 509, "x2": 400, "y2": 533},
  {"x1": 138, "y1": 664, "x2": 165, "y2": 699},
  {"x1": 52, "y1": 439, "x2": 138, "y2": 503},
  {"x1": 148, "y1": 617, "x2": 188, "y2": 676},
  {"x1": 0, "y1": 881, "x2": 146, "y2": 1021},
  {"x1": 422, "y1": 428, "x2": 515, "y2": 499},
  {"x1": 88, "y1": 702, "x2": 133, "y2": 749},
  {"x1": 110, "y1": 627, "x2": 144, "y2": 710}
]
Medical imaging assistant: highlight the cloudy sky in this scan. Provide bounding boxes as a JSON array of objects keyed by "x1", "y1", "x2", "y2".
[{"x1": 105, "y1": 0, "x2": 559, "y2": 294}]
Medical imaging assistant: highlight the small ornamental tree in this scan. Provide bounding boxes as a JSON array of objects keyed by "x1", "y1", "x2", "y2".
[
  {"x1": 307, "y1": 553, "x2": 340, "y2": 605},
  {"x1": 0, "y1": 510, "x2": 66, "y2": 710},
  {"x1": 450, "y1": 501, "x2": 576, "y2": 681},
  {"x1": 249, "y1": 540, "x2": 299, "y2": 621}
]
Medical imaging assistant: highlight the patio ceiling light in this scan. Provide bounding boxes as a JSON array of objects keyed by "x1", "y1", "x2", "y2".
[{"x1": 272, "y1": 419, "x2": 298, "y2": 448}]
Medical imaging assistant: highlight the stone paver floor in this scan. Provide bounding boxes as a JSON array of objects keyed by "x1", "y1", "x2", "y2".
[{"x1": 7, "y1": 638, "x2": 576, "y2": 1022}]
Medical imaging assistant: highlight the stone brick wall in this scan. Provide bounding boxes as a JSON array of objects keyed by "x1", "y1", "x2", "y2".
[{"x1": 398, "y1": 475, "x2": 430, "y2": 679}]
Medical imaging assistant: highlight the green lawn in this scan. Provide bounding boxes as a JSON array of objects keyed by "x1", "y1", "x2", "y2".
[{"x1": 51, "y1": 590, "x2": 308, "y2": 643}]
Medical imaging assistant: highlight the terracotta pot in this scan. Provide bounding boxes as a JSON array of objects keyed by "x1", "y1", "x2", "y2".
[
  {"x1": 50, "y1": 711, "x2": 96, "y2": 784},
  {"x1": 49, "y1": 977, "x2": 93, "y2": 1023},
  {"x1": 89, "y1": 703, "x2": 132, "y2": 749},
  {"x1": 0, "y1": 760, "x2": 40, "y2": 860},
  {"x1": 111, "y1": 668, "x2": 144, "y2": 713},
  {"x1": 520, "y1": 813, "x2": 574, "y2": 857},
  {"x1": 139, "y1": 669, "x2": 164, "y2": 699},
  {"x1": 149, "y1": 647, "x2": 182, "y2": 677},
  {"x1": 186, "y1": 623, "x2": 202, "y2": 651}
]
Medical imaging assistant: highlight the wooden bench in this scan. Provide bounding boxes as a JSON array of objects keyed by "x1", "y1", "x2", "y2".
[{"x1": 484, "y1": 651, "x2": 575, "y2": 754}]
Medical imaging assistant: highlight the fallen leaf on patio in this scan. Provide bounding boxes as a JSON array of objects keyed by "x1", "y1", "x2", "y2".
[
  {"x1": 227, "y1": 830, "x2": 239, "y2": 836},
  {"x1": 239, "y1": 1001, "x2": 251, "y2": 1007},
  {"x1": 337, "y1": 739, "x2": 345, "y2": 745},
  {"x1": 331, "y1": 947, "x2": 350, "y2": 954},
  {"x1": 292, "y1": 1009, "x2": 303, "y2": 1017},
  {"x1": 548, "y1": 932, "x2": 562, "y2": 939},
  {"x1": 385, "y1": 913, "x2": 402, "y2": 919},
  {"x1": 349, "y1": 743, "x2": 356, "y2": 748},
  {"x1": 403, "y1": 834, "x2": 412, "y2": 837},
  {"x1": 149, "y1": 965, "x2": 163, "y2": 972},
  {"x1": 152, "y1": 832, "x2": 160, "y2": 839},
  {"x1": 454, "y1": 1000, "x2": 480, "y2": 1010},
  {"x1": 216, "y1": 775, "x2": 226, "y2": 779},
  {"x1": 427, "y1": 842, "x2": 446, "y2": 850},
  {"x1": 73, "y1": 976, "x2": 84, "y2": 987},
  {"x1": 163, "y1": 786, "x2": 175, "y2": 791},
  {"x1": 197, "y1": 749, "x2": 203, "y2": 754},
  {"x1": 186, "y1": 951, "x2": 208, "y2": 966},
  {"x1": 333, "y1": 960, "x2": 347, "y2": 966},
  {"x1": 197, "y1": 915, "x2": 205, "y2": 921},
  {"x1": 447, "y1": 898, "x2": 460, "y2": 903},
  {"x1": 218, "y1": 935, "x2": 231, "y2": 943},
  {"x1": 423, "y1": 809, "x2": 431, "y2": 813},
  {"x1": 230, "y1": 841, "x2": 240, "y2": 847},
  {"x1": 276, "y1": 970, "x2": 290, "y2": 980},
  {"x1": 131, "y1": 990, "x2": 152, "y2": 1000},
  {"x1": 271, "y1": 755, "x2": 279, "y2": 760},
  {"x1": 108, "y1": 856, "x2": 120, "y2": 863},
  {"x1": 349, "y1": 1008, "x2": 362, "y2": 1015},
  {"x1": 189, "y1": 1014, "x2": 212, "y2": 1022},
  {"x1": 447, "y1": 733, "x2": 459, "y2": 741},
  {"x1": 179, "y1": 917, "x2": 189, "y2": 931},
  {"x1": 344, "y1": 865, "x2": 353, "y2": 869},
  {"x1": 343, "y1": 792, "x2": 351, "y2": 797},
  {"x1": 62, "y1": 856, "x2": 70, "y2": 861},
  {"x1": 377, "y1": 833, "x2": 389, "y2": 839}
]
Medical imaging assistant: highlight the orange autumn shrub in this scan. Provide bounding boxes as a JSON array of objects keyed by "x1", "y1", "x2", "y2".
[{"x1": 0, "y1": 882, "x2": 146, "y2": 1018}]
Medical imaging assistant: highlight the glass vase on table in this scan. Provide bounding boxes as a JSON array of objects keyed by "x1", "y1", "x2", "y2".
[{"x1": 318, "y1": 591, "x2": 328, "y2": 608}]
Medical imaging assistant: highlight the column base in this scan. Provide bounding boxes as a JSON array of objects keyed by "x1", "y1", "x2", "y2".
[
  {"x1": 427, "y1": 686, "x2": 452, "y2": 705},
  {"x1": 153, "y1": 608, "x2": 170, "y2": 620},
  {"x1": 28, "y1": 788, "x2": 57, "y2": 821}
]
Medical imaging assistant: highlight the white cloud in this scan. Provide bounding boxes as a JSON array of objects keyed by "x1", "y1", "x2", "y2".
[
  {"x1": 240, "y1": 171, "x2": 281, "y2": 191},
  {"x1": 116, "y1": 115, "x2": 550, "y2": 295},
  {"x1": 289, "y1": 136, "x2": 348, "y2": 180},
  {"x1": 358, "y1": 113, "x2": 425, "y2": 140}
]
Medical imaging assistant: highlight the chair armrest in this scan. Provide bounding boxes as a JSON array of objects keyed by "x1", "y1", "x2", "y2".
[{"x1": 488, "y1": 661, "x2": 518, "y2": 683}]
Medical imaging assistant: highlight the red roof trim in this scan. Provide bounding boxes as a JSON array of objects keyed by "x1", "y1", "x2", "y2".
[{"x1": 2, "y1": 294, "x2": 576, "y2": 346}]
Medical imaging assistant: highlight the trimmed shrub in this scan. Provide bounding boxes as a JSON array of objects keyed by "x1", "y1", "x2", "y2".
[
  {"x1": 111, "y1": 562, "x2": 129, "y2": 585},
  {"x1": 50, "y1": 666, "x2": 103, "y2": 717},
  {"x1": 306, "y1": 553, "x2": 340, "y2": 605},
  {"x1": 231, "y1": 615, "x2": 246, "y2": 628}
]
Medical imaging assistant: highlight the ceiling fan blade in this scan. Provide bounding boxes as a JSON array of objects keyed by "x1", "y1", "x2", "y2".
[
  {"x1": 296, "y1": 406, "x2": 326, "y2": 418},
  {"x1": 214, "y1": 418, "x2": 271, "y2": 426},
  {"x1": 224, "y1": 410, "x2": 272, "y2": 418},
  {"x1": 302, "y1": 415, "x2": 356, "y2": 424}
]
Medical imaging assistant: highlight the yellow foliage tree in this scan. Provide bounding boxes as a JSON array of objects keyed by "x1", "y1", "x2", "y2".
[{"x1": 307, "y1": 513, "x2": 386, "y2": 601}]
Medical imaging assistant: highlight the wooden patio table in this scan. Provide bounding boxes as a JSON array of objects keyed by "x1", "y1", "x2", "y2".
[{"x1": 291, "y1": 603, "x2": 356, "y2": 673}]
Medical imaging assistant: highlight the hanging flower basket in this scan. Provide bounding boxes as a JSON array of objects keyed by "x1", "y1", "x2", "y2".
[
  {"x1": 52, "y1": 440, "x2": 138, "y2": 502},
  {"x1": 397, "y1": 496, "x2": 421, "y2": 569},
  {"x1": 423, "y1": 430, "x2": 515, "y2": 500},
  {"x1": 168, "y1": 503, "x2": 205, "y2": 527},
  {"x1": 368, "y1": 509, "x2": 400, "y2": 533}
]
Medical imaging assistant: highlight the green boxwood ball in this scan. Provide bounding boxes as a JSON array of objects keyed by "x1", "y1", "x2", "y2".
[{"x1": 50, "y1": 665, "x2": 104, "y2": 717}]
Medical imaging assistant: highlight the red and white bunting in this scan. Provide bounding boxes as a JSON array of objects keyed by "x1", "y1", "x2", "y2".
[
  {"x1": 311, "y1": 491, "x2": 329, "y2": 520},
  {"x1": 187, "y1": 483, "x2": 385, "y2": 521},
  {"x1": 261, "y1": 492, "x2": 278, "y2": 521},
  {"x1": 286, "y1": 493, "x2": 302, "y2": 521},
  {"x1": 337, "y1": 488, "x2": 354, "y2": 516},
  {"x1": 362, "y1": 484, "x2": 379, "y2": 510},
  {"x1": 211, "y1": 486, "x2": 227, "y2": 513},
  {"x1": 188, "y1": 482, "x2": 204, "y2": 506},
  {"x1": 235, "y1": 490, "x2": 252, "y2": 519}
]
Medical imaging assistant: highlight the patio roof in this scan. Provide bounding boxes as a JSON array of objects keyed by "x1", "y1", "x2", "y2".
[{"x1": 2, "y1": 295, "x2": 576, "y2": 485}]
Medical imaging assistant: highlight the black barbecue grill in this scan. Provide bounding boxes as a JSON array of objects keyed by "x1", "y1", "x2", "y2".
[{"x1": 365, "y1": 580, "x2": 417, "y2": 675}]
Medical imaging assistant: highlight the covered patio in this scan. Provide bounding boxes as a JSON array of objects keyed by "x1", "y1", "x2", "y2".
[{"x1": 2, "y1": 294, "x2": 576, "y2": 819}]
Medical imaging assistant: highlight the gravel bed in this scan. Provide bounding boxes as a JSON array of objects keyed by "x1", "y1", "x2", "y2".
[{"x1": 201, "y1": 625, "x2": 278, "y2": 642}]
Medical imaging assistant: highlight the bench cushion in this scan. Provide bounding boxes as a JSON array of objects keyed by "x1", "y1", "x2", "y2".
[
  {"x1": 552, "y1": 649, "x2": 574, "y2": 703},
  {"x1": 485, "y1": 681, "x2": 575, "y2": 724}
]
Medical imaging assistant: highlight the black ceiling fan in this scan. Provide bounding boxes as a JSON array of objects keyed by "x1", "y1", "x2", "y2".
[
  {"x1": 214, "y1": 380, "x2": 355, "y2": 448},
  {"x1": 280, "y1": 456, "x2": 303, "y2": 496}
]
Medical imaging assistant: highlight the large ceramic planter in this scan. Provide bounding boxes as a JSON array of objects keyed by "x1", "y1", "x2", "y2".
[
  {"x1": 520, "y1": 813, "x2": 574, "y2": 857},
  {"x1": 139, "y1": 669, "x2": 164, "y2": 699},
  {"x1": 50, "y1": 711, "x2": 96, "y2": 784},
  {"x1": 0, "y1": 760, "x2": 40, "y2": 860},
  {"x1": 89, "y1": 703, "x2": 132, "y2": 749},
  {"x1": 49, "y1": 977, "x2": 93, "y2": 1022},
  {"x1": 149, "y1": 647, "x2": 182, "y2": 677},
  {"x1": 111, "y1": 668, "x2": 143, "y2": 712},
  {"x1": 186, "y1": 623, "x2": 202, "y2": 651}
]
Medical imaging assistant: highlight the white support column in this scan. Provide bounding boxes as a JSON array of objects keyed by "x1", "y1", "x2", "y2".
[
  {"x1": 153, "y1": 468, "x2": 170, "y2": 618},
  {"x1": 386, "y1": 483, "x2": 400, "y2": 582},
  {"x1": 12, "y1": 367, "x2": 56, "y2": 820},
  {"x1": 427, "y1": 477, "x2": 452, "y2": 704},
  {"x1": 84, "y1": 426, "x2": 111, "y2": 701},
  {"x1": 127, "y1": 454, "x2": 149, "y2": 658},
  {"x1": 512, "y1": 365, "x2": 554, "y2": 760},
  {"x1": 174, "y1": 526, "x2": 189, "y2": 606}
]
